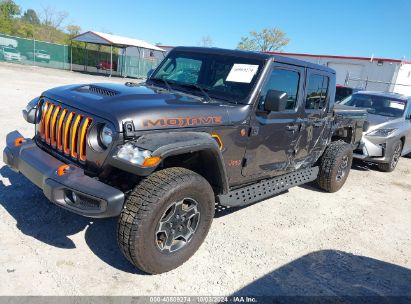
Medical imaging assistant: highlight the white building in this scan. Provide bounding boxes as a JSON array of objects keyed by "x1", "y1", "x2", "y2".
[
  {"x1": 267, "y1": 52, "x2": 411, "y2": 96},
  {"x1": 158, "y1": 46, "x2": 411, "y2": 96}
]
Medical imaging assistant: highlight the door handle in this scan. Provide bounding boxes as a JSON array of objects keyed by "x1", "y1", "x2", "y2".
[{"x1": 285, "y1": 124, "x2": 299, "y2": 131}]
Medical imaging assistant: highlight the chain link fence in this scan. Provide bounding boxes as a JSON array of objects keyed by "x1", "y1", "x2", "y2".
[
  {"x1": 0, "y1": 33, "x2": 161, "y2": 78},
  {"x1": 345, "y1": 75, "x2": 411, "y2": 93}
]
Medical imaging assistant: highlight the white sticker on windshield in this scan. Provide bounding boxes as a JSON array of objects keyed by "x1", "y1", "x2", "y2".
[
  {"x1": 226, "y1": 64, "x2": 259, "y2": 83},
  {"x1": 390, "y1": 101, "x2": 405, "y2": 110}
]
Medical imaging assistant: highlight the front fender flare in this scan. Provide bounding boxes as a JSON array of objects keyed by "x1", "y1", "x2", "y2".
[{"x1": 109, "y1": 132, "x2": 229, "y2": 194}]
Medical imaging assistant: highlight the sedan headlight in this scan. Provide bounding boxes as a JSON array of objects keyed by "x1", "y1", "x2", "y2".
[
  {"x1": 114, "y1": 143, "x2": 161, "y2": 167},
  {"x1": 22, "y1": 97, "x2": 40, "y2": 124},
  {"x1": 100, "y1": 125, "x2": 114, "y2": 148},
  {"x1": 367, "y1": 128, "x2": 397, "y2": 137}
]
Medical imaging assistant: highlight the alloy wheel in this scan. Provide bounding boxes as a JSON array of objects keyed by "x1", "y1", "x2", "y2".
[{"x1": 155, "y1": 198, "x2": 200, "y2": 253}]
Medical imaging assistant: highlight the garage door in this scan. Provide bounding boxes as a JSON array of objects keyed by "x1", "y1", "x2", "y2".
[{"x1": 327, "y1": 62, "x2": 364, "y2": 87}]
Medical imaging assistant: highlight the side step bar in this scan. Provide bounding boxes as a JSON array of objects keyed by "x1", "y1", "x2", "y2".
[{"x1": 217, "y1": 166, "x2": 319, "y2": 207}]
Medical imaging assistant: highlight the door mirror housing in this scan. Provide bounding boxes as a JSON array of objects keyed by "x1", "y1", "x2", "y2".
[{"x1": 264, "y1": 90, "x2": 288, "y2": 112}]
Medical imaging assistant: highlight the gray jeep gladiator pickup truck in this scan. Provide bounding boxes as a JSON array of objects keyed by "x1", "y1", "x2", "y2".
[{"x1": 3, "y1": 47, "x2": 367, "y2": 274}]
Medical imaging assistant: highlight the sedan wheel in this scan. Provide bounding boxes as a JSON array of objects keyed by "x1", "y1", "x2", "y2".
[{"x1": 378, "y1": 140, "x2": 403, "y2": 172}]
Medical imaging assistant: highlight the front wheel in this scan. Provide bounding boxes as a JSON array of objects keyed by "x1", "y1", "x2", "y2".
[
  {"x1": 378, "y1": 140, "x2": 402, "y2": 172},
  {"x1": 117, "y1": 167, "x2": 215, "y2": 274},
  {"x1": 317, "y1": 141, "x2": 353, "y2": 193}
]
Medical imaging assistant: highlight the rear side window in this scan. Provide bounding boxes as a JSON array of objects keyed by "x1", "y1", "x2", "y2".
[
  {"x1": 305, "y1": 74, "x2": 329, "y2": 110},
  {"x1": 260, "y1": 68, "x2": 300, "y2": 110}
]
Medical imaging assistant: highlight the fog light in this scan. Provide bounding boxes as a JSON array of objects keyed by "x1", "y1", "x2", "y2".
[
  {"x1": 72, "y1": 192, "x2": 79, "y2": 203},
  {"x1": 65, "y1": 190, "x2": 80, "y2": 205}
]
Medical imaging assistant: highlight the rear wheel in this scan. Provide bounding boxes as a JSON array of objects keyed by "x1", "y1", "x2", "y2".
[
  {"x1": 378, "y1": 140, "x2": 402, "y2": 172},
  {"x1": 317, "y1": 141, "x2": 353, "y2": 193},
  {"x1": 117, "y1": 167, "x2": 215, "y2": 274}
]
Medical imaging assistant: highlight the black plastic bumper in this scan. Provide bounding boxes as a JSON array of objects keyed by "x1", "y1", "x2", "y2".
[{"x1": 3, "y1": 131, "x2": 125, "y2": 218}]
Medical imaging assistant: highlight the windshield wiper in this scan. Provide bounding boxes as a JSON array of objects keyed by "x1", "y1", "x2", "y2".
[
  {"x1": 150, "y1": 77, "x2": 173, "y2": 92},
  {"x1": 176, "y1": 83, "x2": 212, "y2": 102}
]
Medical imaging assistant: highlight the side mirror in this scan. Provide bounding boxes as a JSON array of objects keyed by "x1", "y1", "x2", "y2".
[
  {"x1": 146, "y1": 69, "x2": 154, "y2": 78},
  {"x1": 264, "y1": 90, "x2": 288, "y2": 112}
]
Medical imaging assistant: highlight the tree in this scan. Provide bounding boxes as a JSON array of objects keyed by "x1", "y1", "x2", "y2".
[
  {"x1": 39, "y1": 5, "x2": 69, "y2": 42},
  {"x1": 21, "y1": 9, "x2": 40, "y2": 24},
  {"x1": 66, "y1": 24, "x2": 81, "y2": 38},
  {"x1": 237, "y1": 27, "x2": 289, "y2": 52},
  {"x1": 0, "y1": 0, "x2": 20, "y2": 19},
  {"x1": 0, "y1": 0, "x2": 20, "y2": 35},
  {"x1": 40, "y1": 5, "x2": 68, "y2": 29},
  {"x1": 199, "y1": 35, "x2": 213, "y2": 47}
]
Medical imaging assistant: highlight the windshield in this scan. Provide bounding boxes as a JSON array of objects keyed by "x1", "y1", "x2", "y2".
[
  {"x1": 335, "y1": 87, "x2": 353, "y2": 102},
  {"x1": 149, "y1": 50, "x2": 265, "y2": 103},
  {"x1": 4, "y1": 47, "x2": 18, "y2": 53},
  {"x1": 339, "y1": 93, "x2": 407, "y2": 117}
]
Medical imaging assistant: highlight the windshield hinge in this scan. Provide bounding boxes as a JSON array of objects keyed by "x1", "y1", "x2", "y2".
[{"x1": 123, "y1": 121, "x2": 135, "y2": 138}]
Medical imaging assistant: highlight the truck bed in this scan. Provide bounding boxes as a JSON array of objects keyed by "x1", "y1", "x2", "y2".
[{"x1": 333, "y1": 103, "x2": 367, "y2": 148}]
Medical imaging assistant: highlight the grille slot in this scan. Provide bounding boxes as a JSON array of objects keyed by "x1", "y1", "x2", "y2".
[{"x1": 39, "y1": 101, "x2": 93, "y2": 162}]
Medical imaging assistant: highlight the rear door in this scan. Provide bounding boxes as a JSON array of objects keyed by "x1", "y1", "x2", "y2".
[
  {"x1": 294, "y1": 70, "x2": 334, "y2": 164},
  {"x1": 242, "y1": 62, "x2": 304, "y2": 178}
]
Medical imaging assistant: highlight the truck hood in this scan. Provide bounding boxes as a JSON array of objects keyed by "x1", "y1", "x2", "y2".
[{"x1": 42, "y1": 83, "x2": 248, "y2": 132}]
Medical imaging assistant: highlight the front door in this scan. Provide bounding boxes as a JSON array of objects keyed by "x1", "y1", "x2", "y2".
[
  {"x1": 403, "y1": 101, "x2": 411, "y2": 154},
  {"x1": 242, "y1": 63, "x2": 304, "y2": 178}
]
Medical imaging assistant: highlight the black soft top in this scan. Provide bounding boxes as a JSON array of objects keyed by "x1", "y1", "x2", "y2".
[{"x1": 172, "y1": 46, "x2": 335, "y2": 74}]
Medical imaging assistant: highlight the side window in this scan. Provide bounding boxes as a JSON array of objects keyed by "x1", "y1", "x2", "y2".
[
  {"x1": 259, "y1": 68, "x2": 300, "y2": 111},
  {"x1": 305, "y1": 74, "x2": 329, "y2": 110}
]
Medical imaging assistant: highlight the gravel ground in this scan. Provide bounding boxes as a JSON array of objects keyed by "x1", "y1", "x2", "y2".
[{"x1": 0, "y1": 62, "x2": 410, "y2": 297}]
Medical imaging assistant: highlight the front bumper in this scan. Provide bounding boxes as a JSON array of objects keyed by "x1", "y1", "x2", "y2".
[
  {"x1": 3, "y1": 131, "x2": 125, "y2": 218},
  {"x1": 353, "y1": 135, "x2": 397, "y2": 163}
]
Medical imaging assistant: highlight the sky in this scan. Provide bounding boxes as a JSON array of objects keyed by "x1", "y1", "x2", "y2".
[{"x1": 14, "y1": 0, "x2": 411, "y2": 60}]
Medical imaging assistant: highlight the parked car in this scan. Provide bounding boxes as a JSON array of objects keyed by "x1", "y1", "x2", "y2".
[
  {"x1": 0, "y1": 46, "x2": 22, "y2": 61},
  {"x1": 338, "y1": 91, "x2": 411, "y2": 171},
  {"x1": 335, "y1": 85, "x2": 361, "y2": 102},
  {"x1": 4, "y1": 47, "x2": 367, "y2": 274},
  {"x1": 96, "y1": 60, "x2": 117, "y2": 71},
  {"x1": 26, "y1": 50, "x2": 51, "y2": 63}
]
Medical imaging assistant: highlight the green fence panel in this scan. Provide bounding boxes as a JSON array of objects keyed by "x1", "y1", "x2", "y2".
[
  {"x1": 0, "y1": 33, "x2": 69, "y2": 69},
  {"x1": 121, "y1": 55, "x2": 159, "y2": 78}
]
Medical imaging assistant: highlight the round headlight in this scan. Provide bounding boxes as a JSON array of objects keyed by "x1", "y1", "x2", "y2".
[
  {"x1": 100, "y1": 125, "x2": 114, "y2": 148},
  {"x1": 25, "y1": 97, "x2": 39, "y2": 112}
]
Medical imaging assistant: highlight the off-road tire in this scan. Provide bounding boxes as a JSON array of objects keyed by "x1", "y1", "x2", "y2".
[
  {"x1": 378, "y1": 140, "x2": 402, "y2": 172},
  {"x1": 117, "y1": 167, "x2": 215, "y2": 274},
  {"x1": 317, "y1": 141, "x2": 353, "y2": 193}
]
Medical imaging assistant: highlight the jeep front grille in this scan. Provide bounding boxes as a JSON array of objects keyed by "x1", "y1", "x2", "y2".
[{"x1": 40, "y1": 101, "x2": 93, "y2": 162}]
